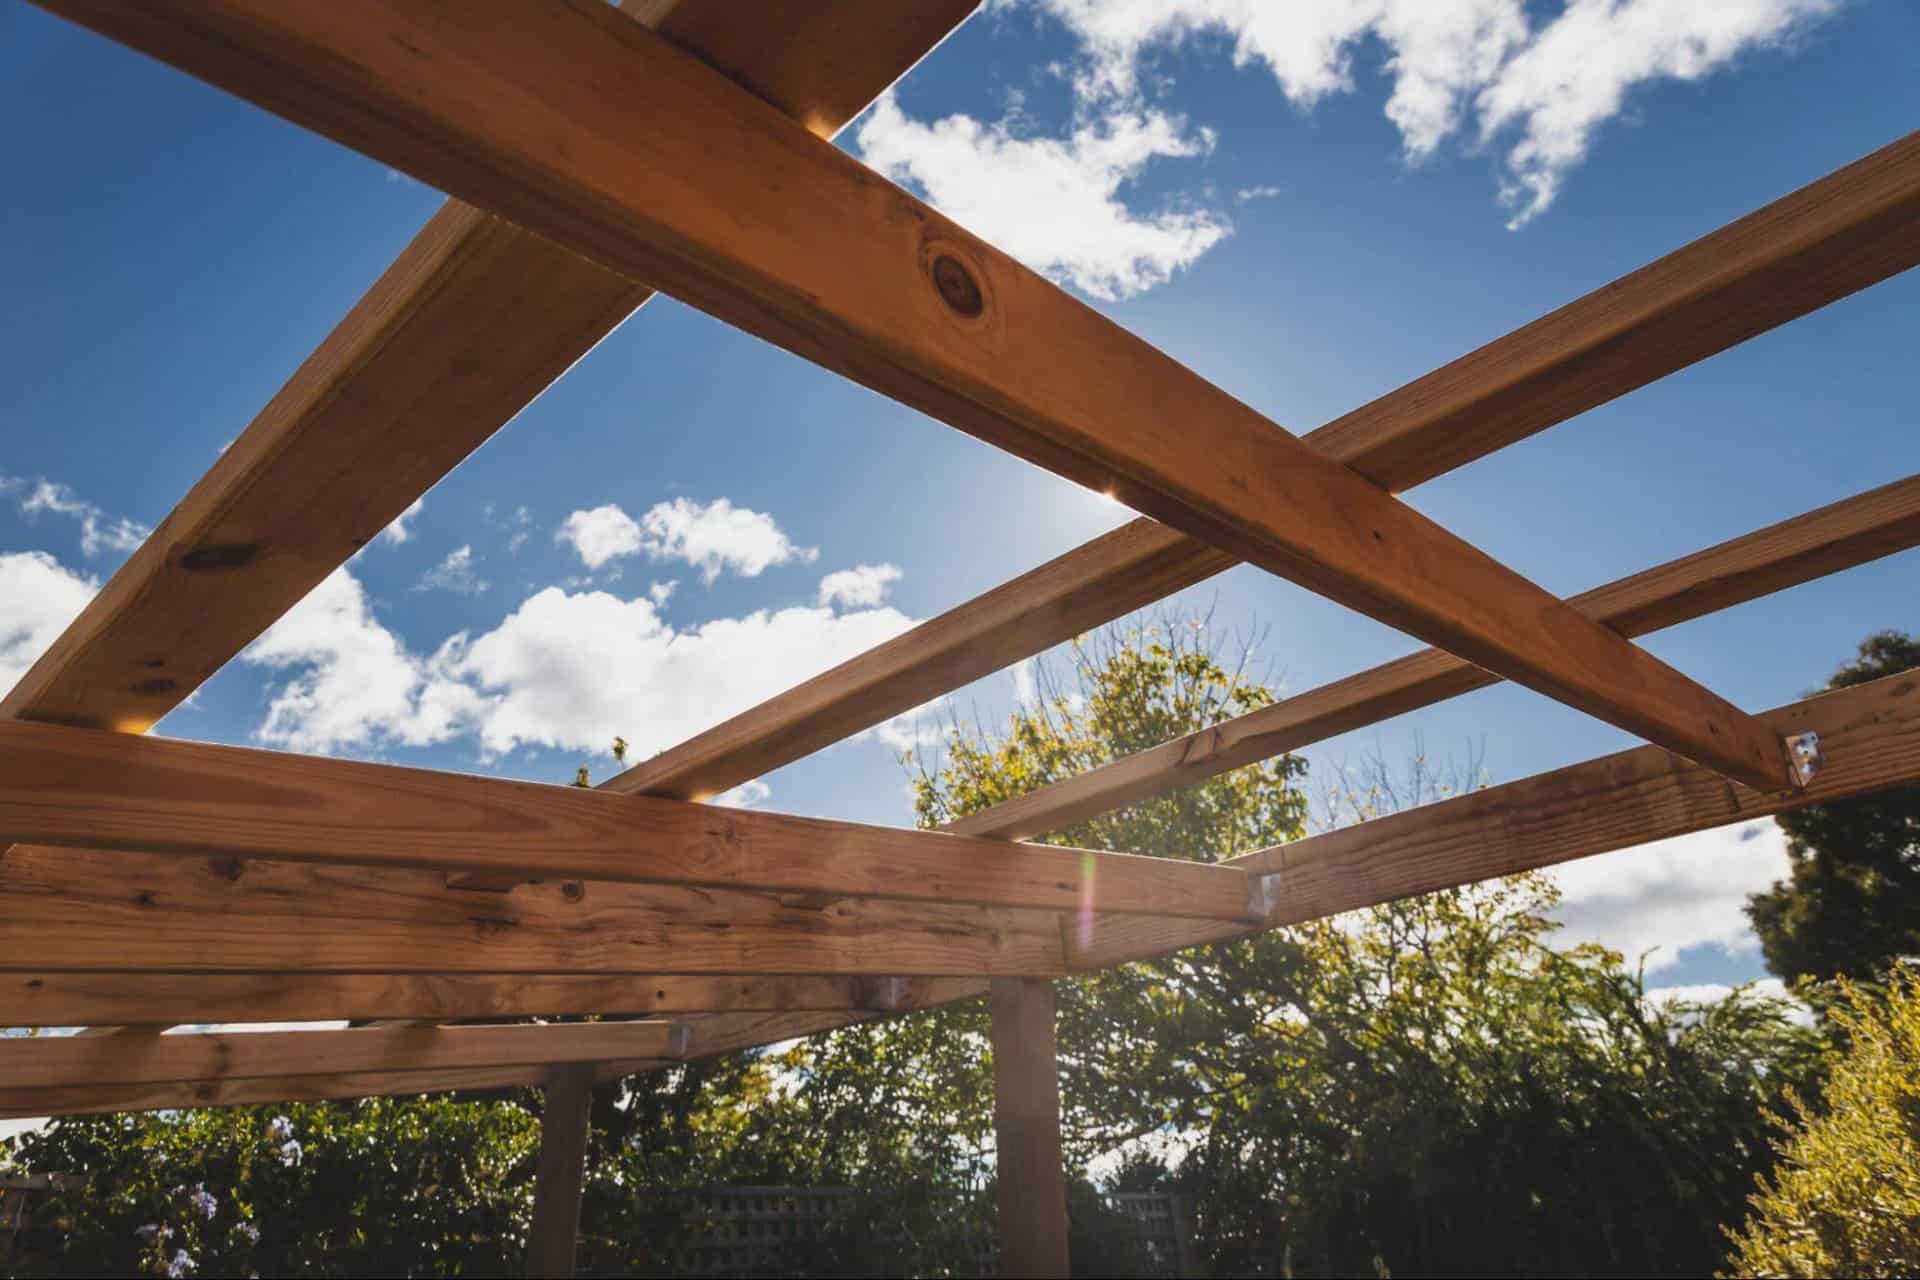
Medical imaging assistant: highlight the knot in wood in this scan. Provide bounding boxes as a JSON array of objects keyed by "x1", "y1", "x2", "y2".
[{"x1": 932, "y1": 254, "x2": 984, "y2": 318}]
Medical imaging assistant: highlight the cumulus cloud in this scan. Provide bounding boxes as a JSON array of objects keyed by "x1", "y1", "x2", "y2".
[
  {"x1": 856, "y1": 92, "x2": 1229, "y2": 301},
  {"x1": 1026, "y1": 0, "x2": 1837, "y2": 229},
  {"x1": 379, "y1": 497, "x2": 425, "y2": 546},
  {"x1": 414, "y1": 544, "x2": 488, "y2": 595},
  {"x1": 1475, "y1": 0, "x2": 1839, "y2": 225},
  {"x1": 454, "y1": 588, "x2": 912, "y2": 759},
  {"x1": 1548, "y1": 819, "x2": 1792, "y2": 975},
  {"x1": 558, "y1": 498, "x2": 816, "y2": 584},
  {"x1": 0, "y1": 550, "x2": 99, "y2": 698},
  {"x1": 241, "y1": 561, "x2": 922, "y2": 769},
  {"x1": 817, "y1": 563, "x2": 903, "y2": 610},
  {"x1": 243, "y1": 569, "x2": 488, "y2": 755},
  {"x1": 556, "y1": 504, "x2": 642, "y2": 569},
  {"x1": 14, "y1": 479, "x2": 148, "y2": 557}
]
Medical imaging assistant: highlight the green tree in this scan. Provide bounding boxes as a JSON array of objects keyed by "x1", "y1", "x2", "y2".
[
  {"x1": 1723, "y1": 971, "x2": 1920, "y2": 1278},
  {"x1": 1747, "y1": 631, "x2": 1920, "y2": 983},
  {"x1": 766, "y1": 620, "x2": 1816, "y2": 1276}
]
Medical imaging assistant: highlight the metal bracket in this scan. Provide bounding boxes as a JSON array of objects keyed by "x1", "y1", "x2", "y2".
[
  {"x1": 1245, "y1": 871, "x2": 1283, "y2": 921},
  {"x1": 667, "y1": 1022, "x2": 695, "y2": 1059},
  {"x1": 1784, "y1": 731, "x2": 1823, "y2": 788}
]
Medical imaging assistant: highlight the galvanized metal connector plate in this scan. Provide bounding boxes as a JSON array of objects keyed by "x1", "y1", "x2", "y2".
[{"x1": 1784, "y1": 731, "x2": 1823, "y2": 788}]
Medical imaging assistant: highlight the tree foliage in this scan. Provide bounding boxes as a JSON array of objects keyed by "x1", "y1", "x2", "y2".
[
  {"x1": 1747, "y1": 630, "x2": 1920, "y2": 983},
  {"x1": 1723, "y1": 972, "x2": 1920, "y2": 1278}
]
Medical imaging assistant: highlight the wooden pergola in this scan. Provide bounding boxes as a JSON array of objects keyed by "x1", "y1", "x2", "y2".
[{"x1": 4, "y1": 2, "x2": 1918, "y2": 1275}]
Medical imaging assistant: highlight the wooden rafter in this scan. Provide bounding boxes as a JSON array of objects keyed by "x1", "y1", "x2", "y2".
[
  {"x1": 948, "y1": 475, "x2": 1920, "y2": 839},
  {"x1": 0, "y1": 974, "x2": 981, "y2": 1031},
  {"x1": 617, "y1": 140, "x2": 1920, "y2": 804},
  {"x1": 0, "y1": 722, "x2": 1262, "y2": 923},
  {"x1": 0, "y1": 1020, "x2": 688, "y2": 1089},
  {"x1": 29, "y1": 0, "x2": 1826, "y2": 793},
  {"x1": 1070, "y1": 669, "x2": 1920, "y2": 968},
  {"x1": 0, "y1": 0, "x2": 973, "y2": 737}
]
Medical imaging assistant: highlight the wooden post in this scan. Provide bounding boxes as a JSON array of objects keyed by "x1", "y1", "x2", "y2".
[
  {"x1": 991, "y1": 977, "x2": 1070, "y2": 1277},
  {"x1": 527, "y1": 1062, "x2": 595, "y2": 1279}
]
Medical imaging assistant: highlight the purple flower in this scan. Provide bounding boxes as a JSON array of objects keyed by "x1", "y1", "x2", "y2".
[
  {"x1": 187, "y1": 1185, "x2": 218, "y2": 1221},
  {"x1": 277, "y1": 1138, "x2": 303, "y2": 1168},
  {"x1": 265, "y1": 1115, "x2": 294, "y2": 1143},
  {"x1": 165, "y1": 1248, "x2": 196, "y2": 1278},
  {"x1": 235, "y1": 1221, "x2": 260, "y2": 1243}
]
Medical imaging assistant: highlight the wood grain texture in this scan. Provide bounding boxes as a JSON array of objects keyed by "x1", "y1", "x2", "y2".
[
  {"x1": 0, "y1": 721, "x2": 1259, "y2": 922},
  {"x1": 1068, "y1": 669, "x2": 1920, "y2": 969},
  {"x1": 948, "y1": 475, "x2": 1920, "y2": 839},
  {"x1": 616, "y1": 131, "x2": 1920, "y2": 804},
  {"x1": 0, "y1": 1062, "x2": 566, "y2": 1120},
  {"x1": 0, "y1": 0, "x2": 973, "y2": 735},
  {"x1": 0, "y1": 846, "x2": 1068, "y2": 976},
  {"x1": 0, "y1": 974, "x2": 971, "y2": 1028},
  {"x1": 31, "y1": 0, "x2": 1811, "y2": 791},
  {"x1": 0, "y1": 1020, "x2": 683, "y2": 1089},
  {"x1": 990, "y1": 978, "x2": 1070, "y2": 1278}
]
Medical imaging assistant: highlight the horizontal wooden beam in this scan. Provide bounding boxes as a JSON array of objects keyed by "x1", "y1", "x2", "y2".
[
  {"x1": 0, "y1": 845, "x2": 1067, "y2": 976},
  {"x1": 615, "y1": 136, "x2": 1920, "y2": 804},
  {"x1": 1068, "y1": 668, "x2": 1920, "y2": 969},
  {"x1": 0, "y1": 1020, "x2": 687, "y2": 1089},
  {"x1": 0, "y1": 1061, "x2": 567, "y2": 1120},
  {"x1": 0, "y1": 974, "x2": 981, "y2": 1029},
  {"x1": 38, "y1": 0, "x2": 1818, "y2": 792},
  {"x1": 0, "y1": 0, "x2": 973, "y2": 736},
  {"x1": 949, "y1": 475, "x2": 1920, "y2": 839},
  {"x1": 0, "y1": 721, "x2": 1261, "y2": 923}
]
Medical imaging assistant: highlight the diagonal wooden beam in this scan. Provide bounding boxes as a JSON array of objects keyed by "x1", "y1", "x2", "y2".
[
  {"x1": 1067, "y1": 668, "x2": 1920, "y2": 969},
  {"x1": 0, "y1": 722, "x2": 1262, "y2": 923},
  {"x1": 947, "y1": 475, "x2": 1920, "y2": 840},
  {"x1": 0, "y1": 0, "x2": 974, "y2": 736},
  {"x1": 615, "y1": 138, "x2": 1920, "y2": 803},
  {"x1": 0, "y1": 974, "x2": 979, "y2": 1030},
  {"x1": 0, "y1": 1019, "x2": 688, "y2": 1089},
  {"x1": 40, "y1": 0, "x2": 1833, "y2": 790},
  {"x1": 0, "y1": 846, "x2": 1069, "y2": 977}
]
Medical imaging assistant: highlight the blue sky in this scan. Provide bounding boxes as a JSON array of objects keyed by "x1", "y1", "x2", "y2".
[{"x1": 3, "y1": 0, "x2": 1917, "y2": 999}]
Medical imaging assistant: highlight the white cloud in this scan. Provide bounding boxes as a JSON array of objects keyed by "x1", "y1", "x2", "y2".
[
  {"x1": 557, "y1": 504, "x2": 642, "y2": 569},
  {"x1": 1646, "y1": 976, "x2": 1813, "y2": 1026},
  {"x1": 380, "y1": 497, "x2": 424, "y2": 546},
  {"x1": 0, "y1": 551, "x2": 99, "y2": 698},
  {"x1": 712, "y1": 779, "x2": 773, "y2": 809},
  {"x1": 1549, "y1": 819, "x2": 1791, "y2": 975},
  {"x1": 817, "y1": 563, "x2": 903, "y2": 610},
  {"x1": 1235, "y1": 184, "x2": 1283, "y2": 202},
  {"x1": 856, "y1": 92, "x2": 1229, "y2": 301},
  {"x1": 649, "y1": 580, "x2": 677, "y2": 606},
  {"x1": 557, "y1": 499, "x2": 814, "y2": 584},
  {"x1": 635, "y1": 497, "x2": 817, "y2": 585},
  {"x1": 415, "y1": 544, "x2": 488, "y2": 595},
  {"x1": 242, "y1": 562, "x2": 922, "y2": 772},
  {"x1": 1025, "y1": 0, "x2": 1837, "y2": 229},
  {"x1": 15, "y1": 479, "x2": 148, "y2": 556},
  {"x1": 242, "y1": 568, "x2": 487, "y2": 755},
  {"x1": 1475, "y1": 0, "x2": 1839, "y2": 226},
  {"x1": 453, "y1": 587, "x2": 913, "y2": 760}
]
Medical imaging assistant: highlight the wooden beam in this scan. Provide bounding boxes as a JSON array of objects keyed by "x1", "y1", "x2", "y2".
[
  {"x1": 0, "y1": 1061, "x2": 569, "y2": 1121},
  {"x1": 0, "y1": 1020, "x2": 682, "y2": 1089},
  {"x1": 528, "y1": 1062, "x2": 596, "y2": 1279},
  {"x1": 0, "y1": 0, "x2": 974, "y2": 736},
  {"x1": 989, "y1": 978, "x2": 1070, "y2": 1278},
  {"x1": 948, "y1": 475, "x2": 1920, "y2": 839},
  {"x1": 0, "y1": 846, "x2": 1067, "y2": 977},
  {"x1": 31, "y1": 1, "x2": 1835, "y2": 792},
  {"x1": 616, "y1": 132, "x2": 1920, "y2": 804},
  {"x1": 1069, "y1": 668, "x2": 1920, "y2": 970},
  {"x1": 0, "y1": 974, "x2": 980, "y2": 1029},
  {"x1": 0, "y1": 722, "x2": 1263, "y2": 924}
]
